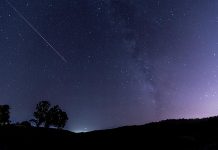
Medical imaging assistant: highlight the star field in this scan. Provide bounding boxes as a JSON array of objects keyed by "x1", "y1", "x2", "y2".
[{"x1": 1, "y1": 0, "x2": 218, "y2": 132}]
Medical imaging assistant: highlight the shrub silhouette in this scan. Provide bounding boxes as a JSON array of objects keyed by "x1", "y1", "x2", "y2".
[
  {"x1": 14, "y1": 121, "x2": 32, "y2": 128},
  {"x1": 0, "y1": 105, "x2": 10, "y2": 125},
  {"x1": 20, "y1": 121, "x2": 32, "y2": 128}
]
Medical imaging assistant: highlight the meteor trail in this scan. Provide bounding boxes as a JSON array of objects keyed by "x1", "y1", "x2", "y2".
[{"x1": 5, "y1": 0, "x2": 67, "y2": 63}]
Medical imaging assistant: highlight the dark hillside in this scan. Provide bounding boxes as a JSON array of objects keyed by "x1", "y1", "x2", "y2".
[{"x1": 1, "y1": 117, "x2": 218, "y2": 149}]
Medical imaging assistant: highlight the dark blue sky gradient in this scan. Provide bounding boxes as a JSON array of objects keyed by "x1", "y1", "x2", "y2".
[{"x1": 1, "y1": 0, "x2": 218, "y2": 132}]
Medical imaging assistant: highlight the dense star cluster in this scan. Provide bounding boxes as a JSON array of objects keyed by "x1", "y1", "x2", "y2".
[{"x1": 1, "y1": 0, "x2": 218, "y2": 132}]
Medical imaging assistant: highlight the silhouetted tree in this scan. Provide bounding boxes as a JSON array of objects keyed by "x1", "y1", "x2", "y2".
[
  {"x1": 45, "y1": 105, "x2": 68, "y2": 129},
  {"x1": 32, "y1": 101, "x2": 68, "y2": 128},
  {"x1": 44, "y1": 105, "x2": 58, "y2": 128},
  {"x1": 0, "y1": 105, "x2": 10, "y2": 125},
  {"x1": 57, "y1": 111, "x2": 68, "y2": 129},
  {"x1": 33, "y1": 101, "x2": 51, "y2": 127}
]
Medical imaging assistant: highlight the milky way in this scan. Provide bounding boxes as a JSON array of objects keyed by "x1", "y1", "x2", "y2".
[{"x1": 1, "y1": 0, "x2": 218, "y2": 132}]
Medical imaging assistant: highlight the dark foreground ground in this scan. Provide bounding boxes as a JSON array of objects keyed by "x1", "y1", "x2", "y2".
[{"x1": 1, "y1": 117, "x2": 218, "y2": 149}]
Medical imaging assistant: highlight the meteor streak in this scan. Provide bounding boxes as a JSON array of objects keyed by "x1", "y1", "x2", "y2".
[{"x1": 5, "y1": 0, "x2": 67, "y2": 63}]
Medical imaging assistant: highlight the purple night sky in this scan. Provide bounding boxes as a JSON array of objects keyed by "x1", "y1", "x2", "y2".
[{"x1": 1, "y1": 0, "x2": 218, "y2": 132}]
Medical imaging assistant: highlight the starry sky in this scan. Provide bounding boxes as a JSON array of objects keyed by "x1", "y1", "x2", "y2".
[{"x1": 1, "y1": 0, "x2": 218, "y2": 132}]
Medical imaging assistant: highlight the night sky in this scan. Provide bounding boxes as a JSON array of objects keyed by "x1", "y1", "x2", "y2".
[{"x1": 1, "y1": 0, "x2": 218, "y2": 132}]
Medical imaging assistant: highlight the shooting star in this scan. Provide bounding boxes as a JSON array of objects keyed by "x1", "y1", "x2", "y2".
[{"x1": 5, "y1": 0, "x2": 67, "y2": 63}]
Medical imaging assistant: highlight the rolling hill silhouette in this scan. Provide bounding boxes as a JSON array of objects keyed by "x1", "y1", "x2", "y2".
[{"x1": 1, "y1": 116, "x2": 218, "y2": 149}]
